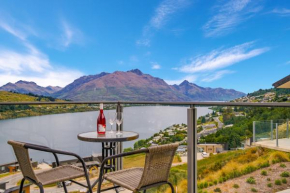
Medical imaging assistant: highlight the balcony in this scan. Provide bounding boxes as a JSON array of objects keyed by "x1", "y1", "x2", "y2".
[{"x1": 0, "y1": 101, "x2": 290, "y2": 193}]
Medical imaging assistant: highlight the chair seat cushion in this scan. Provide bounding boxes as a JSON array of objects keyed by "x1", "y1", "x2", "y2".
[
  {"x1": 36, "y1": 165, "x2": 84, "y2": 185},
  {"x1": 104, "y1": 167, "x2": 143, "y2": 191}
]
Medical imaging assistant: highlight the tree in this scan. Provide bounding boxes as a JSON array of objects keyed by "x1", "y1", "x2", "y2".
[{"x1": 201, "y1": 116, "x2": 206, "y2": 124}]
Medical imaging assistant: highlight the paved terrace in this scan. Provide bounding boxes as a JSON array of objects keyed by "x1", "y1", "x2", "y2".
[{"x1": 253, "y1": 138, "x2": 290, "y2": 152}]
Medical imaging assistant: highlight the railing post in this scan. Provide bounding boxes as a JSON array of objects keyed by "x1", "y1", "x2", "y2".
[
  {"x1": 116, "y1": 102, "x2": 123, "y2": 170},
  {"x1": 287, "y1": 119, "x2": 289, "y2": 139},
  {"x1": 253, "y1": 121, "x2": 256, "y2": 142},
  {"x1": 187, "y1": 105, "x2": 197, "y2": 193},
  {"x1": 276, "y1": 123, "x2": 278, "y2": 147},
  {"x1": 271, "y1": 120, "x2": 273, "y2": 140}
]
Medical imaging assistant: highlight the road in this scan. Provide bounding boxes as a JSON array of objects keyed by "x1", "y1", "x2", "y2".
[{"x1": 214, "y1": 117, "x2": 224, "y2": 129}]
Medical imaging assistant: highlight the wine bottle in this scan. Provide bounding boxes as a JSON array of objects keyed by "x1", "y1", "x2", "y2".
[{"x1": 97, "y1": 103, "x2": 106, "y2": 134}]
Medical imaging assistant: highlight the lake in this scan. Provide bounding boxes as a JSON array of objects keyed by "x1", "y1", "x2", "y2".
[{"x1": 0, "y1": 106, "x2": 212, "y2": 164}]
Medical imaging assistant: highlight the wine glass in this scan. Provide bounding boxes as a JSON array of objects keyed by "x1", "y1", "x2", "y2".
[
  {"x1": 109, "y1": 112, "x2": 116, "y2": 134},
  {"x1": 116, "y1": 112, "x2": 123, "y2": 136}
]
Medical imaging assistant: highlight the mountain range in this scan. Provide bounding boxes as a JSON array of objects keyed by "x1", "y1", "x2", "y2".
[
  {"x1": 0, "y1": 69, "x2": 245, "y2": 101},
  {"x1": 0, "y1": 80, "x2": 62, "y2": 96}
]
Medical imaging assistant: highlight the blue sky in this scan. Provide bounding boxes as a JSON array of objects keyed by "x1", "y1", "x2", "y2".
[{"x1": 0, "y1": 0, "x2": 289, "y2": 93}]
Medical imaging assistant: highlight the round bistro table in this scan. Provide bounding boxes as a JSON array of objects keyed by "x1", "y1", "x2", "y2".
[{"x1": 77, "y1": 130, "x2": 139, "y2": 191}]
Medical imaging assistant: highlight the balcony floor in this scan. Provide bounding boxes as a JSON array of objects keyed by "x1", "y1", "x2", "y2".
[{"x1": 253, "y1": 138, "x2": 290, "y2": 152}]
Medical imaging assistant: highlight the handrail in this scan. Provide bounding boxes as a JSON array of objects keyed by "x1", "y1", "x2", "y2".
[{"x1": 0, "y1": 101, "x2": 290, "y2": 107}]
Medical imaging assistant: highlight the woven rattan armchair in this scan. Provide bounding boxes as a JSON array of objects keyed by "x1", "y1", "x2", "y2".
[
  {"x1": 97, "y1": 143, "x2": 179, "y2": 193},
  {"x1": 8, "y1": 140, "x2": 93, "y2": 193}
]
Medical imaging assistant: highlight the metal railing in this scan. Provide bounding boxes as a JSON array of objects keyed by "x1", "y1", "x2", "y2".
[
  {"x1": 1, "y1": 101, "x2": 290, "y2": 193},
  {"x1": 253, "y1": 119, "x2": 290, "y2": 147}
]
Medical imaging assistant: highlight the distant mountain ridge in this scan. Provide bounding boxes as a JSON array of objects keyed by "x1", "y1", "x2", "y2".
[
  {"x1": 52, "y1": 69, "x2": 245, "y2": 101},
  {"x1": 0, "y1": 80, "x2": 62, "y2": 96},
  {"x1": 0, "y1": 69, "x2": 245, "y2": 101}
]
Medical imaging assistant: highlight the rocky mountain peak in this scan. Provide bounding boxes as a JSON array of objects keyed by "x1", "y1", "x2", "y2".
[{"x1": 128, "y1": 69, "x2": 143, "y2": 76}]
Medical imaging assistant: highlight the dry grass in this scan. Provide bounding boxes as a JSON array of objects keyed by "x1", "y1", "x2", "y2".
[{"x1": 123, "y1": 154, "x2": 181, "y2": 169}]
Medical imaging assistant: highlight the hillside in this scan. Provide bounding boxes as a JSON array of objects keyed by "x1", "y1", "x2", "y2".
[
  {"x1": 233, "y1": 88, "x2": 290, "y2": 103},
  {"x1": 53, "y1": 69, "x2": 245, "y2": 101},
  {"x1": 0, "y1": 91, "x2": 99, "y2": 120},
  {"x1": 0, "y1": 80, "x2": 62, "y2": 96}
]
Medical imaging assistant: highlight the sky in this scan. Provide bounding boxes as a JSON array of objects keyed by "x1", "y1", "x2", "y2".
[{"x1": 0, "y1": 0, "x2": 289, "y2": 94}]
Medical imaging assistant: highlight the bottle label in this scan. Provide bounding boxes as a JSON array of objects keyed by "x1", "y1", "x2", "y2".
[{"x1": 98, "y1": 124, "x2": 106, "y2": 132}]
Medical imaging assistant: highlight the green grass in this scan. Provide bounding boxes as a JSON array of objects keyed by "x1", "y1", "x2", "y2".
[
  {"x1": 275, "y1": 179, "x2": 282, "y2": 185},
  {"x1": 251, "y1": 188, "x2": 257, "y2": 192},
  {"x1": 281, "y1": 171, "x2": 290, "y2": 177},
  {"x1": 0, "y1": 91, "x2": 101, "y2": 120},
  {"x1": 261, "y1": 170, "x2": 267, "y2": 176},
  {"x1": 246, "y1": 177, "x2": 256, "y2": 184}
]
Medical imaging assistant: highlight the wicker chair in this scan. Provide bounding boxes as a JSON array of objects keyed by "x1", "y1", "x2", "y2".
[
  {"x1": 97, "y1": 143, "x2": 179, "y2": 193},
  {"x1": 8, "y1": 140, "x2": 93, "y2": 193}
]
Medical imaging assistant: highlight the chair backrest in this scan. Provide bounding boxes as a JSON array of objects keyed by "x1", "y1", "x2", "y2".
[
  {"x1": 138, "y1": 143, "x2": 178, "y2": 189},
  {"x1": 7, "y1": 140, "x2": 39, "y2": 183}
]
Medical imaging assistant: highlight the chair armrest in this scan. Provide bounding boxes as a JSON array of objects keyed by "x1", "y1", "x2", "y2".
[{"x1": 23, "y1": 143, "x2": 88, "y2": 173}]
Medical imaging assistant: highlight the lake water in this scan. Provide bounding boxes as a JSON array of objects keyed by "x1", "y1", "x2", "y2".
[{"x1": 0, "y1": 106, "x2": 211, "y2": 164}]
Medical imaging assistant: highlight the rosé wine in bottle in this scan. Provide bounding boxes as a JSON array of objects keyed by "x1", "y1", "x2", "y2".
[{"x1": 97, "y1": 103, "x2": 106, "y2": 134}]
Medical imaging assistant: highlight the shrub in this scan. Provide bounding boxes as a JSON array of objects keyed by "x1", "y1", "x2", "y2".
[
  {"x1": 251, "y1": 188, "x2": 257, "y2": 192},
  {"x1": 281, "y1": 171, "x2": 290, "y2": 177},
  {"x1": 233, "y1": 184, "x2": 239, "y2": 188},
  {"x1": 260, "y1": 161, "x2": 270, "y2": 168},
  {"x1": 198, "y1": 182, "x2": 204, "y2": 189},
  {"x1": 246, "y1": 177, "x2": 256, "y2": 184},
  {"x1": 209, "y1": 182, "x2": 213, "y2": 186},
  {"x1": 280, "y1": 163, "x2": 287, "y2": 168},
  {"x1": 275, "y1": 179, "x2": 282, "y2": 185},
  {"x1": 213, "y1": 180, "x2": 218, "y2": 185},
  {"x1": 213, "y1": 188, "x2": 221, "y2": 192},
  {"x1": 267, "y1": 183, "x2": 272, "y2": 187},
  {"x1": 282, "y1": 178, "x2": 287, "y2": 184},
  {"x1": 261, "y1": 170, "x2": 267, "y2": 176},
  {"x1": 267, "y1": 178, "x2": 271, "y2": 181},
  {"x1": 243, "y1": 165, "x2": 257, "y2": 175},
  {"x1": 204, "y1": 182, "x2": 208, "y2": 188},
  {"x1": 269, "y1": 151, "x2": 290, "y2": 164}
]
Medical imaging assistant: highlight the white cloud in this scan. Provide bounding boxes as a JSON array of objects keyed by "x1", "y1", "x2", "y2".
[
  {"x1": 0, "y1": 48, "x2": 50, "y2": 73},
  {"x1": 178, "y1": 42, "x2": 269, "y2": 73},
  {"x1": 0, "y1": 21, "x2": 26, "y2": 40},
  {"x1": 137, "y1": 0, "x2": 189, "y2": 46},
  {"x1": 130, "y1": 55, "x2": 139, "y2": 62},
  {"x1": 202, "y1": 70, "x2": 234, "y2": 82},
  {"x1": 117, "y1": 60, "x2": 124, "y2": 65},
  {"x1": 271, "y1": 8, "x2": 290, "y2": 16},
  {"x1": 151, "y1": 62, "x2": 161, "y2": 69},
  {"x1": 0, "y1": 17, "x2": 83, "y2": 87},
  {"x1": 165, "y1": 75, "x2": 197, "y2": 85},
  {"x1": 150, "y1": 0, "x2": 189, "y2": 29},
  {"x1": 0, "y1": 47, "x2": 83, "y2": 87},
  {"x1": 60, "y1": 19, "x2": 84, "y2": 48},
  {"x1": 136, "y1": 39, "x2": 151, "y2": 47},
  {"x1": 203, "y1": 0, "x2": 262, "y2": 37}
]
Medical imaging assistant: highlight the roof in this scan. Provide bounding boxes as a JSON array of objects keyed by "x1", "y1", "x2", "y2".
[{"x1": 273, "y1": 74, "x2": 290, "y2": 88}]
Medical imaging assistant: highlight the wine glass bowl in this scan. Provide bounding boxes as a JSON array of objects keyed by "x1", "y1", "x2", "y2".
[
  {"x1": 108, "y1": 112, "x2": 116, "y2": 134},
  {"x1": 116, "y1": 112, "x2": 123, "y2": 135}
]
